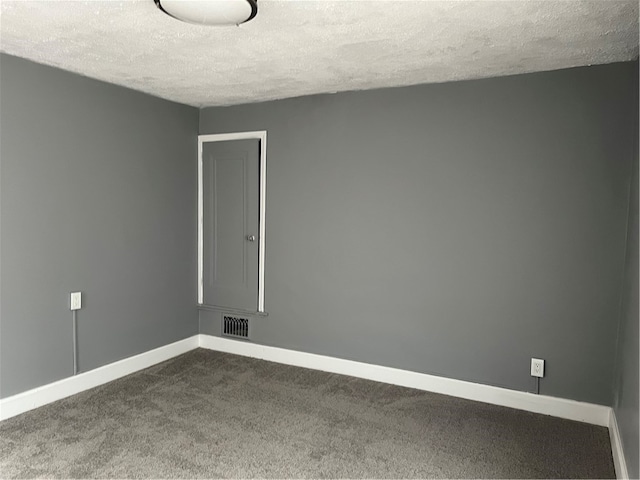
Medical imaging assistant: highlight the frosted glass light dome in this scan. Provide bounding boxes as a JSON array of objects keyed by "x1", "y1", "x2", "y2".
[{"x1": 155, "y1": 0, "x2": 257, "y2": 26}]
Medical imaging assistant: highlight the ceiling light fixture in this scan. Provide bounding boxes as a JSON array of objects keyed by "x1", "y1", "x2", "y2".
[{"x1": 154, "y1": 0, "x2": 257, "y2": 26}]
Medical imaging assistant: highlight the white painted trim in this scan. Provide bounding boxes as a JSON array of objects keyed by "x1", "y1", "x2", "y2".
[
  {"x1": 1, "y1": 333, "x2": 614, "y2": 435},
  {"x1": 198, "y1": 335, "x2": 612, "y2": 427},
  {"x1": 258, "y1": 133, "x2": 267, "y2": 312},
  {"x1": 197, "y1": 138, "x2": 204, "y2": 304},
  {"x1": 0, "y1": 336, "x2": 199, "y2": 422},
  {"x1": 197, "y1": 131, "x2": 267, "y2": 312},
  {"x1": 609, "y1": 409, "x2": 630, "y2": 479}
]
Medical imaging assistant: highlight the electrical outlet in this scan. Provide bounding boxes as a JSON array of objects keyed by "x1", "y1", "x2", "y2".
[
  {"x1": 531, "y1": 358, "x2": 545, "y2": 378},
  {"x1": 70, "y1": 292, "x2": 82, "y2": 311}
]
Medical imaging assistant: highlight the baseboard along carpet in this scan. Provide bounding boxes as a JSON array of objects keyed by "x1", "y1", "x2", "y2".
[{"x1": 0, "y1": 348, "x2": 615, "y2": 478}]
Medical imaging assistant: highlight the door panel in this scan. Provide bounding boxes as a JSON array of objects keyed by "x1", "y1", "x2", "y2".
[{"x1": 202, "y1": 139, "x2": 259, "y2": 310}]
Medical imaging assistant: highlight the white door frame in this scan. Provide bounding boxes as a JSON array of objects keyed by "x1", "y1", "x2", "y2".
[{"x1": 198, "y1": 131, "x2": 267, "y2": 313}]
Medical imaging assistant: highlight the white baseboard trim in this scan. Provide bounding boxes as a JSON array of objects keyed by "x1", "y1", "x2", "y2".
[
  {"x1": 1, "y1": 333, "x2": 613, "y2": 432},
  {"x1": 0, "y1": 335, "x2": 200, "y2": 422},
  {"x1": 199, "y1": 335, "x2": 611, "y2": 427},
  {"x1": 609, "y1": 409, "x2": 630, "y2": 479}
]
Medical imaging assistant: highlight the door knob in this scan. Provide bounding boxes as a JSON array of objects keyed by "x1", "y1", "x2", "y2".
[{"x1": 246, "y1": 235, "x2": 256, "y2": 242}]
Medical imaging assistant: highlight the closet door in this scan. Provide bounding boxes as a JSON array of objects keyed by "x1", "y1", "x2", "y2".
[{"x1": 201, "y1": 138, "x2": 259, "y2": 311}]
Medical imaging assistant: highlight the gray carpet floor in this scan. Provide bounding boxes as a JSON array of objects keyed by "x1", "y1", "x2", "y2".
[{"x1": 0, "y1": 348, "x2": 614, "y2": 478}]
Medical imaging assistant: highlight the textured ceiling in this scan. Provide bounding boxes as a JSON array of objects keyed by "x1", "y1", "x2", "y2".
[{"x1": 0, "y1": 0, "x2": 638, "y2": 107}]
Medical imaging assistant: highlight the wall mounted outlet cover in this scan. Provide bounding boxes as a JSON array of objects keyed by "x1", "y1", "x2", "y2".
[
  {"x1": 70, "y1": 292, "x2": 82, "y2": 311},
  {"x1": 531, "y1": 358, "x2": 545, "y2": 378}
]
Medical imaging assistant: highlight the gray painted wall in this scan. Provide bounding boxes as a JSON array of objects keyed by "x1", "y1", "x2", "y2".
[
  {"x1": 0, "y1": 54, "x2": 199, "y2": 398},
  {"x1": 200, "y1": 62, "x2": 637, "y2": 406},
  {"x1": 612, "y1": 66, "x2": 639, "y2": 479}
]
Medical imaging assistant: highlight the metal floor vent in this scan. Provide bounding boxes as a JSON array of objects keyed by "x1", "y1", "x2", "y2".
[{"x1": 222, "y1": 315, "x2": 249, "y2": 339}]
